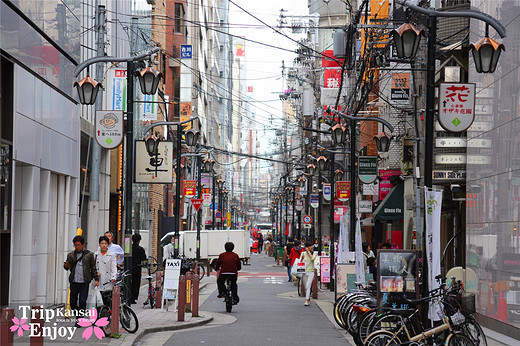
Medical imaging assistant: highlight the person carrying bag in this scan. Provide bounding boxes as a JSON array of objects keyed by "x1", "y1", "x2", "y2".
[{"x1": 300, "y1": 242, "x2": 316, "y2": 306}]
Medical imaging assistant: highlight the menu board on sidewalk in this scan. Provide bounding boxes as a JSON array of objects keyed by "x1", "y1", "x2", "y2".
[
  {"x1": 320, "y1": 257, "x2": 330, "y2": 283},
  {"x1": 377, "y1": 250, "x2": 419, "y2": 312}
]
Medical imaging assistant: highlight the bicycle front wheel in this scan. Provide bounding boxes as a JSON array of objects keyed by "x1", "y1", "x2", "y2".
[
  {"x1": 120, "y1": 305, "x2": 139, "y2": 333},
  {"x1": 364, "y1": 330, "x2": 402, "y2": 346},
  {"x1": 97, "y1": 307, "x2": 112, "y2": 337},
  {"x1": 197, "y1": 263, "x2": 205, "y2": 280},
  {"x1": 149, "y1": 286, "x2": 156, "y2": 309},
  {"x1": 446, "y1": 332, "x2": 476, "y2": 346}
]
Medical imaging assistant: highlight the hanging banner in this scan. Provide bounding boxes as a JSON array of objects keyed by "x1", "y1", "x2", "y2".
[
  {"x1": 425, "y1": 188, "x2": 443, "y2": 321},
  {"x1": 135, "y1": 141, "x2": 173, "y2": 183},
  {"x1": 438, "y1": 83, "x2": 476, "y2": 132},
  {"x1": 336, "y1": 211, "x2": 350, "y2": 264},
  {"x1": 355, "y1": 218, "x2": 365, "y2": 285},
  {"x1": 310, "y1": 194, "x2": 319, "y2": 209},
  {"x1": 336, "y1": 181, "x2": 351, "y2": 201},
  {"x1": 323, "y1": 183, "x2": 331, "y2": 201},
  {"x1": 358, "y1": 156, "x2": 378, "y2": 184}
]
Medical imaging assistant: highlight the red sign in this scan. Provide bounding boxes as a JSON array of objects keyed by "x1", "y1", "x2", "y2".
[
  {"x1": 324, "y1": 69, "x2": 342, "y2": 88},
  {"x1": 378, "y1": 170, "x2": 401, "y2": 200},
  {"x1": 303, "y1": 215, "x2": 313, "y2": 224},
  {"x1": 321, "y1": 50, "x2": 344, "y2": 68},
  {"x1": 183, "y1": 180, "x2": 196, "y2": 198},
  {"x1": 190, "y1": 198, "x2": 203, "y2": 211},
  {"x1": 336, "y1": 181, "x2": 351, "y2": 201}
]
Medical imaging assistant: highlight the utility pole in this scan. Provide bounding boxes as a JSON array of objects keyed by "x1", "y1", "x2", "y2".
[{"x1": 86, "y1": 5, "x2": 105, "y2": 249}]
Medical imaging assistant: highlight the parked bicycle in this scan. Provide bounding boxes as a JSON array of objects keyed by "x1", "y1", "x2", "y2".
[
  {"x1": 140, "y1": 256, "x2": 160, "y2": 309},
  {"x1": 97, "y1": 270, "x2": 139, "y2": 335},
  {"x1": 179, "y1": 255, "x2": 205, "y2": 280}
]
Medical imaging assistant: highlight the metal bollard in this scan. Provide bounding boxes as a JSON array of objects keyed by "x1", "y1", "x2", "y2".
[
  {"x1": 192, "y1": 271, "x2": 200, "y2": 317},
  {"x1": 0, "y1": 308, "x2": 14, "y2": 346},
  {"x1": 312, "y1": 269, "x2": 318, "y2": 299},
  {"x1": 177, "y1": 275, "x2": 186, "y2": 322},
  {"x1": 111, "y1": 286, "x2": 120, "y2": 336},
  {"x1": 155, "y1": 271, "x2": 163, "y2": 309},
  {"x1": 30, "y1": 305, "x2": 43, "y2": 346}
]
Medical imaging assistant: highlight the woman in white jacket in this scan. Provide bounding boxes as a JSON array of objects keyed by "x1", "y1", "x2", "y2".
[{"x1": 95, "y1": 235, "x2": 118, "y2": 291}]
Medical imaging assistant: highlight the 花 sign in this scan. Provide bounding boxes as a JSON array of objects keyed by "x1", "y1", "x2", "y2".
[{"x1": 438, "y1": 83, "x2": 476, "y2": 132}]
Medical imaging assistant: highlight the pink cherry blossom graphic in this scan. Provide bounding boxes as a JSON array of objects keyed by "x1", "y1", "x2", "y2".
[
  {"x1": 10, "y1": 317, "x2": 30, "y2": 337},
  {"x1": 77, "y1": 308, "x2": 109, "y2": 340}
]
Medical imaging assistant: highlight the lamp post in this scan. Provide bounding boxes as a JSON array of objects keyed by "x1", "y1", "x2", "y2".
[
  {"x1": 391, "y1": 0, "x2": 506, "y2": 302},
  {"x1": 306, "y1": 163, "x2": 316, "y2": 242},
  {"x1": 74, "y1": 48, "x2": 161, "y2": 300},
  {"x1": 331, "y1": 111, "x2": 395, "y2": 252}
]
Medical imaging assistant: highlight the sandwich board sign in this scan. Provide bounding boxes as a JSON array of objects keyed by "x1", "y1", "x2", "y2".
[{"x1": 163, "y1": 259, "x2": 181, "y2": 311}]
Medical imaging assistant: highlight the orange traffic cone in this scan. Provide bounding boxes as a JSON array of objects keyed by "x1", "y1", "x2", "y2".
[
  {"x1": 496, "y1": 291, "x2": 508, "y2": 323},
  {"x1": 486, "y1": 287, "x2": 496, "y2": 317}
]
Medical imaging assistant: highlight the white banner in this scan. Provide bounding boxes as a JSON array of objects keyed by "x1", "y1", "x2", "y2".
[
  {"x1": 425, "y1": 188, "x2": 443, "y2": 321},
  {"x1": 337, "y1": 211, "x2": 350, "y2": 264},
  {"x1": 355, "y1": 218, "x2": 365, "y2": 285}
]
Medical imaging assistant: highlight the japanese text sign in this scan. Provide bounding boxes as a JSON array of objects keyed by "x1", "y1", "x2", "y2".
[
  {"x1": 324, "y1": 69, "x2": 342, "y2": 88},
  {"x1": 180, "y1": 45, "x2": 192, "y2": 59},
  {"x1": 336, "y1": 181, "x2": 351, "y2": 201},
  {"x1": 183, "y1": 180, "x2": 196, "y2": 198},
  {"x1": 438, "y1": 83, "x2": 476, "y2": 132}
]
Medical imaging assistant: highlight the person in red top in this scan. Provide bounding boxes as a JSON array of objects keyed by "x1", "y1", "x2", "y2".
[
  {"x1": 215, "y1": 242, "x2": 242, "y2": 304},
  {"x1": 289, "y1": 240, "x2": 304, "y2": 267}
]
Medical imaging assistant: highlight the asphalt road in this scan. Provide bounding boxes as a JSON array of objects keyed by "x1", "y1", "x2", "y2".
[{"x1": 139, "y1": 252, "x2": 350, "y2": 346}]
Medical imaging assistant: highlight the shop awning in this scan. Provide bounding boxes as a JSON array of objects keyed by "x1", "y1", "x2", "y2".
[{"x1": 373, "y1": 183, "x2": 404, "y2": 221}]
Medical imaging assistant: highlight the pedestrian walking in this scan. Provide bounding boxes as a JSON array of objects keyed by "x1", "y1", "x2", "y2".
[
  {"x1": 101, "y1": 231, "x2": 125, "y2": 267},
  {"x1": 300, "y1": 241, "x2": 316, "y2": 306},
  {"x1": 257, "y1": 234, "x2": 264, "y2": 253},
  {"x1": 131, "y1": 233, "x2": 147, "y2": 304},
  {"x1": 284, "y1": 237, "x2": 295, "y2": 282},
  {"x1": 94, "y1": 236, "x2": 117, "y2": 291},
  {"x1": 63, "y1": 235, "x2": 98, "y2": 322},
  {"x1": 289, "y1": 240, "x2": 304, "y2": 283}
]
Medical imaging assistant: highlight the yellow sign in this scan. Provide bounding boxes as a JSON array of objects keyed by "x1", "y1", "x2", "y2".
[
  {"x1": 186, "y1": 279, "x2": 191, "y2": 303},
  {"x1": 493, "y1": 280, "x2": 509, "y2": 292},
  {"x1": 227, "y1": 212, "x2": 231, "y2": 227}
]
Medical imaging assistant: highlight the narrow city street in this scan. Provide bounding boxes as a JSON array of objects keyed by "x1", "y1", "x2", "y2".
[{"x1": 137, "y1": 253, "x2": 351, "y2": 346}]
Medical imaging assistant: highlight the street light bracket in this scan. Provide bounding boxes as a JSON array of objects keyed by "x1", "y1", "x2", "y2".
[
  {"x1": 396, "y1": 0, "x2": 506, "y2": 38},
  {"x1": 142, "y1": 117, "x2": 199, "y2": 136},
  {"x1": 331, "y1": 110, "x2": 395, "y2": 133},
  {"x1": 74, "y1": 47, "x2": 161, "y2": 77}
]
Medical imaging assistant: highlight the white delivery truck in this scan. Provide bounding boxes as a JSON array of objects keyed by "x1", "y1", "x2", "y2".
[{"x1": 161, "y1": 229, "x2": 250, "y2": 266}]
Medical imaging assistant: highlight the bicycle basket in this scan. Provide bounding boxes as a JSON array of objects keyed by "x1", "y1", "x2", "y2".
[
  {"x1": 461, "y1": 293, "x2": 476, "y2": 314},
  {"x1": 450, "y1": 310, "x2": 466, "y2": 325}
]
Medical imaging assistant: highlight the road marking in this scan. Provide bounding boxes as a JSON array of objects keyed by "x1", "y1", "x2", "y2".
[{"x1": 263, "y1": 277, "x2": 284, "y2": 285}]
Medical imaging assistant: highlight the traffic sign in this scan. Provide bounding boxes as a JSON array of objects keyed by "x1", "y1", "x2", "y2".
[
  {"x1": 190, "y1": 198, "x2": 203, "y2": 211},
  {"x1": 216, "y1": 211, "x2": 221, "y2": 218},
  {"x1": 303, "y1": 215, "x2": 313, "y2": 224},
  {"x1": 295, "y1": 199, "x2": 304, "y2": 211}
]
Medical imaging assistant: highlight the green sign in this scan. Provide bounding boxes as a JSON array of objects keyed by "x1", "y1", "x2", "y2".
[{"x1": 358, "y1": 156, "x2": 378, "y2": 184}]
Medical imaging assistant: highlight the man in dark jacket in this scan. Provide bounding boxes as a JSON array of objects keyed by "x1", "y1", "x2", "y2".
[
  {"x1": 63, "y1": 235, "x2": 98, "y2": 317},
  {"x1": 215, "y1": 242, "x2": 241, "y2": 304},
  {"x1": 131, "y1": 233, "x2": 147, "y2": 304}
]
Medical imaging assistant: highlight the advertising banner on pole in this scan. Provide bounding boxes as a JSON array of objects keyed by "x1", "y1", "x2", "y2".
[
  {"x1": 323, "y1": 183, "x2": 331, "y2": 201},
  {"x1": 438, "y1": 83, "x2": 476, "y2": 132},
  {"x1": 336, "y1": 181, "x2": 351, "y2": 201},
  {"x1": 310, "y1": 194, "x2": 319, "y2": 208},
  {"x1": 95, "y1": 110, "x2": 123, "y2": 149},
  {"x1": 358, "y1": 157, "x2": 378, "y2": 184},
  {"x1": 135, "y1": 141, "x2": 173, "y2": 183},
  {"x1": 355, "y1": 219, "x2": 365, "y2": 285},
  {"x1": 425, "y1": 188, "x2": 443, "y2": 320},
  {"x1": 184, "y1": 180, "x2": 196, "y2": 198}
]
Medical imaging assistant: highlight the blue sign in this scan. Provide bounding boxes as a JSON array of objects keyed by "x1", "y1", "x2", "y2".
[
  {"x1": 310, "y1": 194, "x2": 319, "y2": 209},
  {"x1": 216, "y1": 211, "x2": 221, "y2": 218},
  {"x1": 181, "y1": 45, "x2": 192, "y2": 59}
]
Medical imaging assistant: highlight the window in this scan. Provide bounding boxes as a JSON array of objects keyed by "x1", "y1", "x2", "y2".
[{"x1": 174, "y1": 3, "x2": 184, "y2": 33}]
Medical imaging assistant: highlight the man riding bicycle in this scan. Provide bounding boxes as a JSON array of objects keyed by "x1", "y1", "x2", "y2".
[{"x1": 215, "y1": 242, "x2": 241, "y2": 304}]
